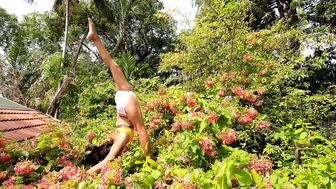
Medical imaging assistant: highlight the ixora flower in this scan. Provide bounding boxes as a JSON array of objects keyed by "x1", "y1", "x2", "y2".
[
  {"x1": 248, "y1": 155, "x2": 272, "y2": 175},
  {"x1": 101, "y1": 163, "x2": 123, "y2": 186},
  {"x1": 0, "y1": 137, "x2": 7, "y2": 146},
  {"x1": 256, "y1": 120, "x2": 271, "y2": 129},
  {"x1": 218, "y1": 129, "x2": 236, "y2": 145},
  {"x1": 86, "y1": 131, "x2": 96, "y2": 141},
  {"x1": 59, "y1": 165, "x2": 85, "y2": 182},
  {"x1": 14, "y1": 160, "x2": 36, "y2": 175},
  {"x1": 208, "y1": 112, "x2": 219, "y2": 124},
  {"x1": 199, "y1": 137, "x2": 217, "y2": 158},
  {"x1": 0, "y1": 152, "x2": 11, "y2": 162},
  {"x1": 3, "y1": 176, "x2": 16, "y2": 187},
  {"x1": 205, "y1": 77, "x2": 216, "y2": 87},
  {"x1": 245, "y1": 108, "x2": 258, "y2": 119}
]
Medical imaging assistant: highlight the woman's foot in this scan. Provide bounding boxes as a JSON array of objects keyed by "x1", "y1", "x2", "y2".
[{"x1": 87, "y1": 18, "x2": 99, "y2": 41}]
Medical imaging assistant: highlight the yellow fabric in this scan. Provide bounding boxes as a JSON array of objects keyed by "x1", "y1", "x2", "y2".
[{"x1": 116, "y1": 127, "x2": 134, "y2": 142}]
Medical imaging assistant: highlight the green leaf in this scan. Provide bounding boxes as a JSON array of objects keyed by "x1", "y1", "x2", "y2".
[
  {"x1": 295, "y1": 128, "x2": 304, "y2": 134},
  {"x1": 199, "y1": 118, "x2": 207, "y2": 133},
  {"x1": 251, "y1": 169, "x2": 261, "y2": 185},
  {"x1": 44, "y1": 163, "x2": 52, "y2": 172},
  {"x1": 146, "y1": 156, "x2": 158, "y2": 168},
  {"x1": 232, "y1": 167, "x2": 252, "y2": 186},
  {"x1": 270, "y1": 173, "x2": 278, "y2": 185},
  {"x1": 33, "y1": 165, "x2": 41, "y2": 170},
  {"x1": 21, "y1": 151, "x2": 29, "y2": 157},
  {"x1": 151, "y1": 170, "x2": 161, "y2": 179},
  {"x1": 307, "y1": 182, "x2": 318, "y2": 189},
  {"x1": 299, "y1": 132, "x2": 308, "y2": 139}
]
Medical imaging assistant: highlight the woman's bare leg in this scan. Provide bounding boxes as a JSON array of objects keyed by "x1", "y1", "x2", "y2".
[
  {"x1": 124, "y1": 95, "x2": 150, "y2": 155},
  {"x1": 86, "y1": 132, "x2": 129, "y2": 174},
  {"x1": 87, "y1": 18, "x2": 131, "y2": 91}
]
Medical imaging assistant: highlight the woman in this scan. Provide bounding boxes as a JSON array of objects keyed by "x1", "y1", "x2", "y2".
[{"x1": 86, "y1": 18, "x2": 150, "y2": 174}]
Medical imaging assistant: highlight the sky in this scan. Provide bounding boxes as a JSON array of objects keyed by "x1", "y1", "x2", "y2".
[{"x1": 0, "y1": 0, "x2": 196, "y2": 30}]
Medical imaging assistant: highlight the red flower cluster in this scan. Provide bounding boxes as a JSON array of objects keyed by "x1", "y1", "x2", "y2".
[
  {"x1": 245, "y1": 93, "x2": 258, "y2": 103},
  {"x1": 158, "y1": 87, "x2": 167, "y2": 96},
  {"x1": 248, "y1": 155, "x2": 272, "y2": 175},
  {"x1": 208, "y1": 112, "x2": 219, "y2": 124},
  {"x1": 101, "y1": 163, "x2": 123, "y2": 186},
  {"x1": 162, "y1": 101, "x2": 170, "y2": 109},
  {"x1": 238, "y1": 78, "x2": 250, "y2": 85},
  {"x1": 56, "y1": 155, "x2": 73, "y2": 167},
  {"x1": 22, "y1": 184, "x2": 34, "y2": 189},
  {"x1": 256, "y1": 120, "x2": 271, "y2": 129},
  {"x1": 86, "y1": 131, "x2": 96, "y2": 141},
  {"x1": 231, "y1": 86, "x2": 246, "y2": 98},
  {"x1": 14, "y1": 160, "x2": 36, "y2": 175},
  {"x1": 232, "y1": 110, "x2": 240, "y2": 119},
  {"x1": 257, "y1": 86, "x2": 266, "y2": 95},
  {"x1": 154, "y1": 181, "x2": 166, "y2": 189},
  {"x1": 243, "y1": 53, "x2": 253, "y2": 62},
  {"x1": 218, "y1": 88, "x2": 225, "y2": 97},
  {"x1": 3, "y1": 176, "x2": 15, "y2": 187},
  {"x1": 182, "y1": 121, "x2": 194, "y2": 130},
  {"x1": 59, "y1": 165, "x2": 85, "y2": 182},
  {"x1": 0, "y1": 137, "x2": 6, "y2": 146},
  {"x1": 0, "y1": 152, "x2": 11, "y2": 162},
  {"x1": 187, "y1": 97, "x2": 197, "y2": 107},
  {"x1": 199, "y1": 137, "x2": 217, "y2": 157},
  {"x1": 238, "y1": 116, "x2": 253, "y2": 124},
  {"x1": 219, "y1": 129, "x2": 236, "y2": 145},
  {"x1": 205, "y1": 78, "x2": 216, "y2": 87},
  {"x1": 245, "y1": 108, "x2": 258, "y2": 119}
]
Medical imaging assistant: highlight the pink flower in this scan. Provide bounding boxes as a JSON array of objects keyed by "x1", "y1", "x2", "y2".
[
  {"x1": 187, "y1": 98, "x2": 197, "y2": 107},
  {"x1": 219, "y1": 129, "x2": 236, "y2": 145},
  {"x1": 245, "y1": 108, "x2": 258, "y2": 119},
  {"x1": 257, "y1": 87, "x2": 266, "y2": 95},
  {"x1": 218, "y1": 88, "x2": 225, "y2": 97},
  {"x1": 101, "y1": 163, "x2": 123, "y2": 186},
  {"x1": 205, "y1": 77, "x2": 216, "y2": 87},
  {"x1": 14, "y1": 160, "x2": 36, "y2": 175},
  {"x1": 3, "y1": 176, "x2": 15, "y2": 187},
  {"x1": 0, "y1": 137, "x2": 6, "y2": 146},
  {"x1": 182, "y1": 121, "x2": 194, "y2": 130},
  {"x1": 60, "y1": 165, "x2": 85, "y2": 182},
  {"x1": 86, "y1": 131, "x2": 96, "y2": 141},
  {"x1": 199, "y1": 137, "x2": 217, "y2": 157},
  {"x1": 0, "y1": 152, "x2": 11, "y2": 162},
  {"x1": 256, "y1": 120, "x2": 271, "y2": 129},
  {"x1": 208, "y1": 112, "x2": 219, "y2": 124},
  {"x1": 231, "y1": 86, "x2": 246, "y2": 98},
  {"x1": 238, "y1": 116, "x2": 253, "y2": 124},
  {"x1": 158, "y1": 87, "x2": 167, "y2": 96},
  {"x1": 248, "y1": 155, "x2": 272, "y2": 175}
]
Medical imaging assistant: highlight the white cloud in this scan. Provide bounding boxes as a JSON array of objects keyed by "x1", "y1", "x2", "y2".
[
  {"x1": 0, "y1": 0, "x2": 53, "y2": 19},
  {"x1": 1, "y1": 0, "x2": 196, "y2": 30}
]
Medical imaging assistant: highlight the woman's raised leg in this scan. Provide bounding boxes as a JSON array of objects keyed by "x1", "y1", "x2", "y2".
[{"x1": 87, "y1": 18, "x2": 131, "y2": 91}]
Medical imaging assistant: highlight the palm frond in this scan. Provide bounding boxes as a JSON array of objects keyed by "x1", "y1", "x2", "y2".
[{"x1": 116, "y1": 52, "x2": 137, "y2": 80}]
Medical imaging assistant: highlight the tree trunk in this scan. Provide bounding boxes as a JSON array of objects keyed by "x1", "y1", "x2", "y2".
[
  {"x1": 48, "y1": 28, "x2": 89, "y2": 116},
  {"x1": 53, "y1": 0, "x2": 70, "y2": 118}
]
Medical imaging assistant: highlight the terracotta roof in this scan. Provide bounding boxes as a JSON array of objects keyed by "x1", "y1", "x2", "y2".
[{"x1": 0, "y1": 96, "x2": 55, "y2": 141}]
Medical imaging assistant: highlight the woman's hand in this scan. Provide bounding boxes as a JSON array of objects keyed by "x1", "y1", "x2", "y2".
[{"x1": 86, "y1": 159, "x2": 108, "y2": 174}]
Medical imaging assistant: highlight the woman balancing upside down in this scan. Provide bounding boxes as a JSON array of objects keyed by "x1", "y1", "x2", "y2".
[{"x1": 86, "y1": 18, "x2": 150, "y2": 174}]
